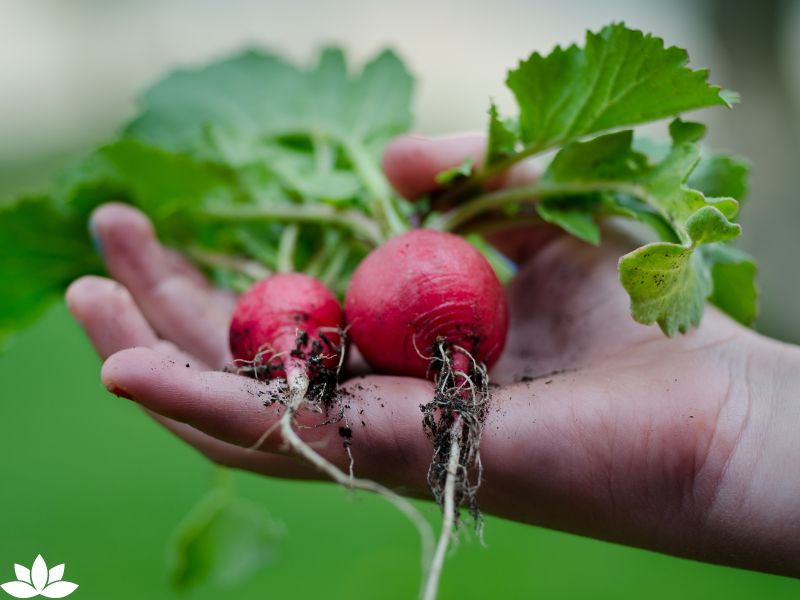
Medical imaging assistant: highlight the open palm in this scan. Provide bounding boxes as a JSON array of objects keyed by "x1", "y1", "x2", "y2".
[{"x1": 67, "y1": 135, "x2": 800, "y2": 577}]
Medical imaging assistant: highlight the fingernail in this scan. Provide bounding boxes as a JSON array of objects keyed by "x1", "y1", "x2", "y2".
[
  {"x1": 106, "y1": 383, "x2": 132, "y2": 401},
  {"x1": 88, "y1": 217, "x2": 103, "y2": 258}
]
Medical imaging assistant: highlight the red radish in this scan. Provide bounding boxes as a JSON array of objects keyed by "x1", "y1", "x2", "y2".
[
  {"x1": 228, "y1": 272, "x2": 434, "y2": 577},
  {"x1": 345, "y1": 228, "x2": 509, "y2": 600},
  {"x1": 345, "y1": 229, "x2": 508, "y2": 377},
  {"x1": 229, "y1": 272, "x2": 344, "y2": 459},
  {"x1": 230, "y1": 272, "x2": 343, "y2": 383}
]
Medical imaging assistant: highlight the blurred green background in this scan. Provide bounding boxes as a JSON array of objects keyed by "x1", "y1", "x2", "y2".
[{"x1": 2, "y1": 0, "x2": 800, "y2": 598}]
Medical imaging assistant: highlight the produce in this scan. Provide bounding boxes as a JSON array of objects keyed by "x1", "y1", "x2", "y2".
[{"x1": 1, "y1": 22, "x2": 756, "y2": 599}]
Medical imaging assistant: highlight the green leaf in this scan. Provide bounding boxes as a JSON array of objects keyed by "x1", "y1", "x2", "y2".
[
  {"x1": 126, "y1": 48, "x2": 413, "y2": 157},
  {"x1": 541, "y1": 130, "x2": 646, "y2": 183},
  {"x1": 124, "y1": 47, "x2": 414, "y2": 241},
  {"x1": 603, "y1": 194, "x2": 678, "y2": 243},
  {"x1": 684, "y1": 205, "x2": 741, "y2": 245},
  {"x1": 506, "y1": 23, "x2": 734, "y2": 152},
  {"x1": 668, "y1": 118, "x2": 707, "y2": 144},
  {"x1": 435, "y1": 157, "x2": 474, "y2": 185},
  {"x1": 465, "y1": 233, "x2": 516, "y2": 284},
  {"x1": 537, "y1": 122, "x2": 747, "y2": 335},
  {"x1": 486, "y1": 103, "x2": 518, "y2": 166},
  {"x1": 344, "y1": 49, "x2": 414, "y2": 145},
  {"x1": 619, "y1": 243, "x2": 710, "y2": 335},
  {"x1": 617, "y1": 137, "x2": 743, "y2": 335},
  {"x1": 169, "y1": 486, "x2": 283, "y2": 591},
  {"x1": 59, "y1": 139, "x2": 240, "y2": 218},
  {"x1": 0, "y1": 196, "x2": 102, "y2": 343},
  {"x1": 703, "y1": 243, "x2": 758, "y2": 325},
  {"x1": 618, "y1": 205, "x2": 741, "y2": 335},
  {"x1": 125, "y1": 51, "x2": 300, "y2": 151},
  {"x1": 688, "y1": 153, "x2": 750, "y2": 201},
  {"x1": 536, "y1": 197, "x2": 600, "y2": 245},
  {"x1": 615, "y1": 121, "x2": 740, "y2": 243}
]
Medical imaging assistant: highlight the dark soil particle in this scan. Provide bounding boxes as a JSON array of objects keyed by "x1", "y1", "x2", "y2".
[{"x1": 338, "y1": 426, "x2": 353, "y2": 439}]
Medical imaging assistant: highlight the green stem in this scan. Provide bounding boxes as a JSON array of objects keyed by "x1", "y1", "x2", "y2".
[
  {"x1": 319, "y1": 244, "x2": 350, "y2": 288},
  {"x1": 435, "y1": 143, "x2": 545, "y2": 207},
  {"x1": 438, "y1": 180, "x2": 649, "y2": 232},
  {"x1": 313, "y1": 131, "x2": 334, "y2": 172},
  {"x1": 264, "y1": 125, "x2": 403, "y2": 241},
  {"x1": 198, "y1": 203, "x2": 383, "y2": 247},
  {"x1": 187, "y1": 246, "x2": 272, "y2": 280},
  {"x1": 277, "y1": 224, "x2": 299, "y2": 273},
  {"x1": 305, "y1": 230, "x2": 343, "y2": 278},
  {"x1": 341, "y1": 135, "x2": 406, "y2": 239},
  {"x1": 478, "y1": 144, "x2": 545, "y2": 186}
]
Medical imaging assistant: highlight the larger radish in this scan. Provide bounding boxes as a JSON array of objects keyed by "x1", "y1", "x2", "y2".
[
  {"x1": 229, "y1": 272, "x2": 434, "y2": 589},
  {"x1": 345, "y1": 229, "x2": 509, "y2": 600}
]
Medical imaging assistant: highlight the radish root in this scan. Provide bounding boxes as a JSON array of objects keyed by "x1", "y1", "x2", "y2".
[
  {"x1": 420, "y1": 344, "x2": 490, "y2": 600},
  {"x1": 279, "y1": 369, "x2": 435, "y2": 593},
  {"x1": 237, "y1": 331, "x2": 435, "y2": 597},
  {"x1": 422, "y1": 422, "x2": 462, "y2": 600}
]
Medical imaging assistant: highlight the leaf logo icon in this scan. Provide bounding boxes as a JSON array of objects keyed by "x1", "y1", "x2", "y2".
[{"x1": 1, "y1": 555, "x2": 78, "y2": 598}]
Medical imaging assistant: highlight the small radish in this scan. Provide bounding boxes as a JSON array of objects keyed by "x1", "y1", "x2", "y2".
[
  {"x1": 230, "y1": 272, "x2": 344, "y2": 387},
  {"x1": 229, "y1": 272, "x2": 434, "y2": 586},
  {"x1": 345, "y1": 229, "x2": 509, "y2": 600}
]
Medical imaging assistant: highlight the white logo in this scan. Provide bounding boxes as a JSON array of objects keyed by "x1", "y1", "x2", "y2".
[{"x1": 0, "y1": 555, "x2": 78, "y2": 598}]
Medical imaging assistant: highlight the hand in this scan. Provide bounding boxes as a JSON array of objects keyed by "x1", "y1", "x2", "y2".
[{"x1": 66, "y1": 134, "x2": 800, "y2": 578}]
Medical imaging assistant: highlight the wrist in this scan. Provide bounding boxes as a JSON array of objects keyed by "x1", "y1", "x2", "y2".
[{"x1": 700, "y1": 332, "x2": 800, "y2": 576}]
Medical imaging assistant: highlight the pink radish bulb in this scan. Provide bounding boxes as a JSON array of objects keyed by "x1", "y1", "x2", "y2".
[
  {"x1": 345, "y1": 229, "x2": 508, "y2": 378},
  {"x1": 229, "y1": 273, "x2": 343, "y2": 381}
]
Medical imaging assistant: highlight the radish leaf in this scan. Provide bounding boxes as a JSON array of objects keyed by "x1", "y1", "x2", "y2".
[
  {"x1": 0, "y1": 196, "x2": 102, "y2": 345},
  {"x1": 504, "y1": 23, "x2": 735, "y2": 158}
]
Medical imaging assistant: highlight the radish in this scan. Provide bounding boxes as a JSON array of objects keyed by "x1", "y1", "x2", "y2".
[
  {"x1": 229, "y1": 272, "x2": 434, "y2": 588},
  {"x1": 230, "y1": 272, "x2": 344, "y2": 385},
  {"x1": 345, "y1": 229, "x2": 508, "y2": 600},
  {"x1": 229, "y1": 272, "x2": 346, "y2": 458}
]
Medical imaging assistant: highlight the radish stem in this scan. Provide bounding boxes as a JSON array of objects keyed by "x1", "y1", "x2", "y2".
[
  {"x1": 341, "y1": 135, "x2": 407, "y2": 238},
  {"x1": 438, "y1": 180, "x2": 656, "y2": 232},
  {"x1": 319, "y1": 244, "x2": 350, "y2": 288},
  {"x1": 200, "y1": 203, "x2": 383, "y2": 246},
  {"x1": 186, "y1": 247, "x2": 272, "y2": 280},
  {"x1": 277, "y1": 225, "x2": 299, "y2": 273}
]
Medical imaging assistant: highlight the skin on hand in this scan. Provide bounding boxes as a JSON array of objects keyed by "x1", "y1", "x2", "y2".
[{"x1": 66, "y1": 134, "x2": 800, "y2": 579}]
